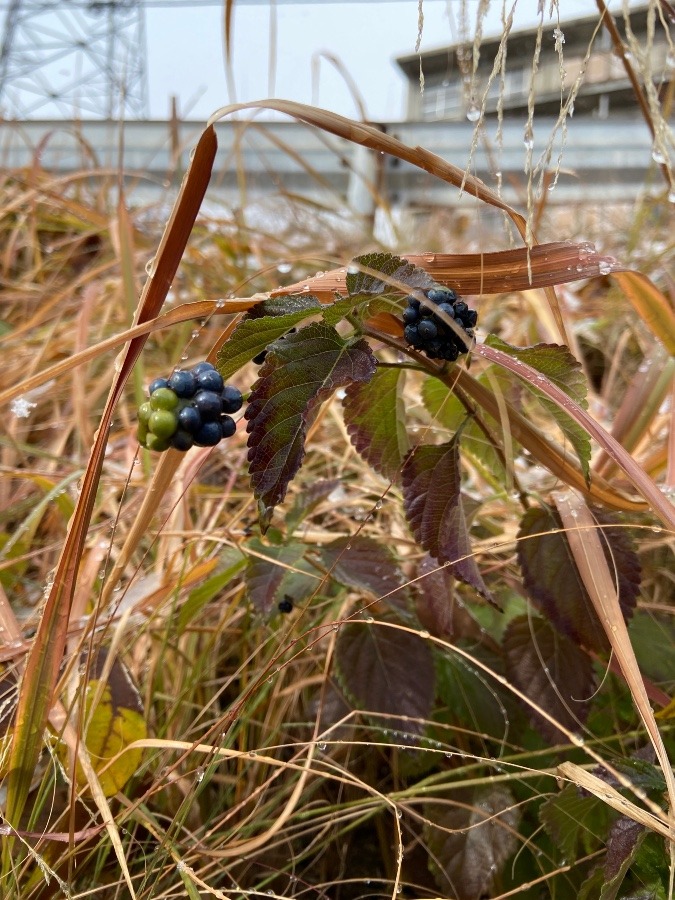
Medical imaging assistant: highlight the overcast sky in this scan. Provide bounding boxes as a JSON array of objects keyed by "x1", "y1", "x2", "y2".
[{"x1": 146, "y1": 0, "x2": 634, "y2": 121}]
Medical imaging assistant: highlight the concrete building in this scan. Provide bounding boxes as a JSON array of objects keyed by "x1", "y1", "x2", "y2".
[{"x1": 396, "y1": 4, "x2": 673, "y2": 121}]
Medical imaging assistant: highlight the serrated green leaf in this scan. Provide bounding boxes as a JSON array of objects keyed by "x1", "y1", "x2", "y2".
[
  {"x1": 422, "y1": 376, "x2": 511, "y2": 483},
  {"x1": 485, "y1": 336, "x2": 591, "y2": 482},
  {"x1": 517, "y1": 506, "x2": 640, "y2": 653},
  {"x1": 436, "y1": 648, "x2": 510, "y2": 739},
  {"x1": 319, "y1": 294, "x2": 364, "y2": 326},
  {"x1": 346, "y1": 252, "x2": 436, "y2": 296},
  {"x1": 244, "y1": 537, "x2": 315, "y2": 615},
  {"x1": 343, "y1": 368, "x2": 409, "y2": 482},
  {"x1": 628, "y1": 613, "x2": 675, "y2": 689},
  {"x1": 313, "y1": 535, "x2": 406, "y2": 600},
  {"x1": 402, "y1": 437, "x2": 496, "y2": 605},
  {"x1": 335, "y1": 616, "x2": 435, "y2": 734},
  {"x1": 216, "y1": 296, "x2": 321, "y2": 380},
  {"x1": 503, "y1": 614, "x2": 596, "y2": 742},
  {"x1": 540, "y1": 784, "x2": 611, "y2": 862},
  {"x1": 245, "y1": 322, "x2": 377, "y2": 527}
]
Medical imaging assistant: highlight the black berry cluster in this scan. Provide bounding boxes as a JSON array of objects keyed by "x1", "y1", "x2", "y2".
[
  {"x1": 402, "y1": 287, "x2": 478, "y2": 362},
  {"x1": 137, "y1": 362, "x2": 243, "y2": 452}
]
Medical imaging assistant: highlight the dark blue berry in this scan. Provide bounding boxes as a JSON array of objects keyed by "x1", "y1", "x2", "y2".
[
  {"x1": 437, "y1": 302, "x2": 455, "y2": 320},
  {"x1": 168, "y1": 370, "x2": 197, "y2": 398},
  {"x1": 454, "y1": 301, "x2": 469, "y2": 318},
  {"x1": 402, "y1": 306, "x2": 419, "y2": 324},
  {"x1": 171, "y1": 429, "x2": 194, "y2": 451},
  {"x1": 406, "y1": 296, "x2": 421, "y2": 311},
  {"x1": 196, "y1": 369, "x2": 224, "y2": 393},
  {"x1": 464, "y1": 309, "x2": 478, "y2": 327},
  {"x1": 191, "y1": 361, "x2": 216, "y2": 376},
  {"x1": 278, "y1": 596, "x2": 293, "y2": 613},
  {"x1": 177, "y1": 405, "x2": 202, "y2": 435},
  {"x1": 427, "y1": 287, "x2": 457, "y2": 303},
  {"x1": 193, "y1": 390, "x2": 222, "y2": 421},
  {"x1": 220, "y1": 415, "x2": 236, "y2": 438},
  {"x1": 418, "y1": 319, "x2": 438, "y2": 340},
  {"x1": 194, "y1": 421, "x2": 222, "y2": 446},
  {"x1": 404, "y1": 324, "x2": 423, "y2": 347},
  {"x1": 148, "y1": 377, "x2": 169, "y2": 395},
  {"x1": 221, "y1": 385, "x2": 243, "y2": 413}
]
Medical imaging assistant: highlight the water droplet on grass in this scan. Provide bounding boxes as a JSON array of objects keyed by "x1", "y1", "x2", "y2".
[
  {"x1": 466, "y1": 103, "x2": 480, "y2": 122},
  {"x1": 10, "y1": 397, "x2": 37, "y2": 418}
]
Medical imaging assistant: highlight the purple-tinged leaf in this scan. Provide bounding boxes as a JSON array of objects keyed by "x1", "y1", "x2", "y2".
[
  {"x1": 244, "y1": 537, "x2": 312, "y2": 615},
  {"x1": 314, "y1": 535, "x2": 406, "y2": 600},
  {"x1": 345, "y1": 252, "x2": 436, "y2": 296},
  {"x1": 216, "y1": 295, "x2": 321, "y2": 380},
  {"x1": 415, "y1": 555, "x2": 486, "y2": 642},
  {"x1": 335, "y1": 618, "x2": 435, "y2": 735},
  {"x1": 426, "y1": 787, "x2": 520, "y2": 900},
  {"x1": 517, "y1": 506, "x2": 640, "y2": 653},
  {"x1": 343, "y1": 368, "x2": 409, "y2": 482},
  {"x1": 245, "y1": 323, "x2": 376, "y2": 528},
  {"x1": 402, "y1": 439, "x2": 496, "y2": 606},
  {"x1": 602, "y1": 815, "x2": 646, "y2": 899},
  {"x1": 503, "y1": 614, "x2": 596, "y2": 742}
]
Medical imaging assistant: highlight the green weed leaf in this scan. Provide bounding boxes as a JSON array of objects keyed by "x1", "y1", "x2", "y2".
[
  {"x1": 216, "y1": 295, "x2": 321, "y2": 379},
  {"x1": 503, "y1": 614, "x2": 596, "y2": 742},
  {"x1": 346, "y1": 252, "x2": 436, "y2": 296},
  {"x1": 313, "y1": 535, "x2": 406, "y2": 600},
  {"x1": 517, "y1": 506, "x2": 640, "y2": 653},
  {"x1": 425, "y1": 787, "x2": 520, "y2": 899},
  {"x1": 402, "y1": 438, "x2": 496, "y2": 605},
  {"x1": 335, "y1": 617, "x2": 435, "y2": 735},
  {"x1": 540, "y1": 784, "x2": 611, "y2": 862},
  {"x1": 343, "y1": 368, "x2": 409, "y2": 482},
  {"x1": 244, "y1": 537, "x2": 314, "y2": 615},
  {"x1": 245, "y1": 323, "x2": 376, "y2": 528},
  {"x1": 422, "y1": 376, "x2": 511, "y2": 483},
  {"x1": 436, "y1": 649, "x2": 511, "y2": 739},
  {"x1": 486, "y1": 336, "x2": 591, "y2": 482}
]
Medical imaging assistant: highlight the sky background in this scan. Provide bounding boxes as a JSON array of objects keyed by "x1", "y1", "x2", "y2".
[{"x1": 145, "y1": 0, "x2": 633, "y2": 121}]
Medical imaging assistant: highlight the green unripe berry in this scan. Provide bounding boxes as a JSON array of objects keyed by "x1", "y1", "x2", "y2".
[
  {"x1": 149, "y1": 409, "x2": 178, "y2": 439},
  {"x1": 150, "y1": 387, "x2": 179, "y2": 411},
  {"x1": 137, "y1": 423, "x2": 149, "y2": 447},
  {"x1": 138, "y1": 401, "x2": 153, "y2": 424},
  {"x1": 145, "y1": 433, "x2": 171, "y2": 452}
]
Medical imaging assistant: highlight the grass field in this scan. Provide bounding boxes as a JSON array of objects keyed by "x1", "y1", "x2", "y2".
[{"x1": 0, "y1": 7, "x2": 674, "y2": 899}]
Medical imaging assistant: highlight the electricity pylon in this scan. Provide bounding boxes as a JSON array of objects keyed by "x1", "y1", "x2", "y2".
[{"x1": 0, "y1": 0, "x2": 148, "y2": 119}]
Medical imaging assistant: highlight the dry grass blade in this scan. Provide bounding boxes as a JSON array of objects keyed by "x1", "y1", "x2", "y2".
[
  {"x1": 2, "y1": 124, "x2": 217, "y2": 872},
  {"x1": 479, "y1": 344, "x2": 675, "y2": 530},
  {"x1": 611, "y1": 271, "x2": 675, "y2": 356},
  {"x1": 557, "y1": 762, "x2": 673, "y2": 841},
  {"x1": 270, "y1": 243, "x2": 624, "y2": 301},
  {"x1": 0, "y1": 298, "x2": 256, "y2": 408},
  {"x1": 553, "y1": 492, "x2": 675, "y2": 843}
]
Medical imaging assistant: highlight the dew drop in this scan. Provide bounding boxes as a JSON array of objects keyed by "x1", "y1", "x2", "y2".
[
  {"x1": 651, "y1": 144, "x2": 667, "y2": 164},
  {"x1": 347, "y1": 264, "x2": 360, "y2": 275},
  {"x1": 191, "y1": 329, "x2": 200, "y2": 339},
  {"x1": 215, "y1": 298, "x2": 225, "y2": 308},
  {"x1": 248, "y1": 750, "x2": 257, "y2": 758},
  {"x1": 598, "y1": 260, "x2": 613, "y2": 276},
  {"x1": 196, "y1": 767, "x2": 205, "y2": 783},
  {"x1": 317, "y1": 742, "x2": 327, "y2": 751},
  {"x1": 466, "y1": 103, "x2": 480, "y2": 123},
  {"x1": 10, "y1": 397, "x2": 37, "y2": 418},
  {"x1": 277, "y1": 261, "x2": 292, "y2": 274}
]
